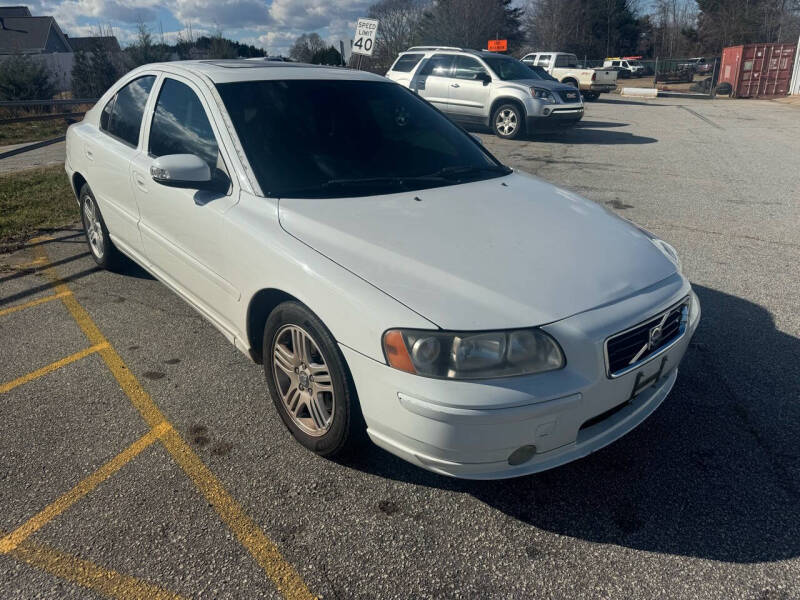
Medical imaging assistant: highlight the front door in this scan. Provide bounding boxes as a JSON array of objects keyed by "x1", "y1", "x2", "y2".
[
  {"x1": 411, "y1": 54, "x2": 455, "y2": 111},
  {"x1": 446, "y1": 56, "x2": 492, "y2": 120},
  {"x1": 130, "y1": 75, "x2": 240, "y2": 332}
]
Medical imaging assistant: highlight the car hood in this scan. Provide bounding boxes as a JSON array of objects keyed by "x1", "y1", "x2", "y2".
[
  {"x1": 278, "y1": 172, "x2": 677, "y2": 330},
  {"x1": 505, "y1": 78, "x2": 576, "y2": 93}
]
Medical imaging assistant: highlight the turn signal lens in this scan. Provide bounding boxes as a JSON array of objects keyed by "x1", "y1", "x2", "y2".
[{"x1": 383, "y1": 330, "x2": 416, "y2": 374}]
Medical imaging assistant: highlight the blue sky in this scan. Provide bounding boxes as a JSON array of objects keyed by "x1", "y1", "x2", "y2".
[{"x1": 22, "y1": 0, "x2": 377, "y2": 55}]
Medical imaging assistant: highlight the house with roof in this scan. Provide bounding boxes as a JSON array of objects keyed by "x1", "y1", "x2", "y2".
[
  {"x1": 0, "y1": 6, "x2": 71, "y2": 54},
  {"x1": 0, "y1": 6, "x2": 121, "y2": 93}
]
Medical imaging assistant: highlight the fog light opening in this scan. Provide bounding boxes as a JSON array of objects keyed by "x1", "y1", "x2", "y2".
[
  {"x1": 543, "y1": 108, "x2": 551, "y2": 116},
  {"x1": 508, "y1": 445, "x2": 537, "y2": 466}
]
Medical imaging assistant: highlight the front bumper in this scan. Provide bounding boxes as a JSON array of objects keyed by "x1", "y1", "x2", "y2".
[
  {"x1": 586, "y1": 84, "x2": 617, "y2": 93},
  {"x1": 526, "y1": 106, "x2": 584, "y2": 131},
  {"x1": 343, "y1": 278, "x2": 700, "y2": 479}
]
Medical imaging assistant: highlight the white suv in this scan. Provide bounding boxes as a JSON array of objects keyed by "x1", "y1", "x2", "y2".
[{"x1": 386, "y1": 47, "x2": 584, "y2": 139}]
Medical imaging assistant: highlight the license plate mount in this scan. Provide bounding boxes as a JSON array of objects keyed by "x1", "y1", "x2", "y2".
[{"x1": 629, "y1": 355, "x2": 669, "y2": 400}]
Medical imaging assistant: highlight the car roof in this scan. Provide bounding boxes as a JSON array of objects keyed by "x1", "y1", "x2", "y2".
[
  {"x1": 137, "y1": 60, "x2": 386, "y2": 85},
  {"x1": 400, "y1": 48, "x2": 518, "y2": 60}
]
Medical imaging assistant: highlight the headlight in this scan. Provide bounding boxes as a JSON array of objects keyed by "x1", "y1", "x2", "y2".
[
  {"x1": 382, "y1": 328, "x2": 565, "y2": 379},
  {"x1": 688, "y1": 289, "x2": 701, "y2": 327},
  {"x1": 652, "y1": 238, "x2": 682, "y2": 272},
  {"x1": 632, "y1": 224, "x2": 682, "y2": 272},
  {"x1": 530, "y1": 87, "x2": 555, "y2": 104}
]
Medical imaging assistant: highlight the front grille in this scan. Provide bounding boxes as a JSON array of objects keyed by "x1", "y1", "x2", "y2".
[
  {"x1": 604, "y1": 298, "x2": 689, "y2": 377},
  {"x1": 558, "y1": 90, "x2": 580, "y2": 102}
]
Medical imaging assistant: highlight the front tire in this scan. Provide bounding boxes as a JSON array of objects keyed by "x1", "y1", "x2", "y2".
[
  {"x1": 492, "y1": 103, "x2": 524, "y2": 140},
  {"x1": 263, "y1": 301, "x2": 363, "y2": 457},
  {"x1": 80, "y1": 184, "x2": 122, "y2": 270}
]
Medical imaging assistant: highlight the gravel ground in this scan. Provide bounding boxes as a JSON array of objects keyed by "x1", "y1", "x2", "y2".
[
  {"x1": 1, "y1": 95, "x2": 798, "y2": 599},
  {"x1": 0, "y1": 141, "x2": 66, "y2": 174}
]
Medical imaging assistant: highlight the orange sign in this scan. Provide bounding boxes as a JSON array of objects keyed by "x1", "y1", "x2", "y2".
[{"x1": 487, "y1": 39, "x2": 507, "y2": 52}]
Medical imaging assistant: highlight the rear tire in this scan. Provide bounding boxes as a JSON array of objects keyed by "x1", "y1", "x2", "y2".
[
  {"x1": 80, "y1": 184, "x2": 123, "y2": 270},
  {"x1": 263, "y1": 301, "x2": 364, "y2": 458},
  {"x1": 492, "y1": 103, "x2": 524, "y2": 140}
]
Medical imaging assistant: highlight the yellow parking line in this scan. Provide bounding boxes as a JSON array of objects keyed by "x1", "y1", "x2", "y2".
[
  {"x1": 0, "y1": 422, "x2": 171, "y2": 554},
  {"x1": 7, "y1": 534, "x2": 187, "y2": 599},
  {"x1": 30, "y1": 241, "x2": 316, "y2": 600},
  {"x1": 0, "y1": 342, "x2": 108, "y2": 394},
  {"x1": 0, "y1": 290, "x2": 72, "y2": 318}
]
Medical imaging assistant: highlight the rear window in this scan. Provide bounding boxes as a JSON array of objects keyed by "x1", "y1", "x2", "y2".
[
  {"x1": 101, "y1": 75, "x2": 155, "y2": 147},
  {"x1": 391, "y1": 53, "x2": 424, "y2": 72}
]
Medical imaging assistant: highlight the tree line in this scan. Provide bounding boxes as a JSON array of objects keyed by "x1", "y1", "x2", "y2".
[{"x1": 356, "y1": 0, "x2": 800, "y2": 71}]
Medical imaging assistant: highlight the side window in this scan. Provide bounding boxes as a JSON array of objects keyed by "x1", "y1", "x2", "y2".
[
  {"x1": 418, "y1": 54, "x2": 454, "y2": 77},
  {"x1": 104, "y1": 76, "x2": 156, "y2": 147},
  {"x1": 149, "y1": 78, "x2": 219, "y2": 171},
  {"x1": 391, "y1": 53, "x2": 424, "y2": 73},
  {"x1": 555, "y1": 55, "x2": 571, "y2": 68},
  {"x1": 612, "y1": 61, "x2": 620, "y2": 67},
  {"x1": 453, "y1": 56, "x2": 487, "y2": 80},
  {"x1": 100, "y1": 97, "x2": 115, "y2": 131},
  {"x1": 536, "y1": 54, "x2": 551, "y2": 67}
]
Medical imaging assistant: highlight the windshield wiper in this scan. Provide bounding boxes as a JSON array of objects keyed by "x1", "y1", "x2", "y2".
[
  {"x1": 268, "y1": 174, "x2": 449, "y2": 198},
  {"x1": 429, "y1": 164, "x2": 512, "y2": 180}
]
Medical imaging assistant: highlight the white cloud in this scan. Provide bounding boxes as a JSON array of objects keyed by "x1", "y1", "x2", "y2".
[
  {"x1": 269, "y1": 0, "x2": 371, "y2": 31},
  {"x1": 167, "y1": 0, "x2": 272, "y2": 28}
]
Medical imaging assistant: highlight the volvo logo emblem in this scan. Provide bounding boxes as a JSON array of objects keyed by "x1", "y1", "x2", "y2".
[
  {"x1": 628, "y1": 312, "x2": 671, "y2": 366},
  {"x1": 648, "y1": 324, "x2": 664, "y2": 349}
]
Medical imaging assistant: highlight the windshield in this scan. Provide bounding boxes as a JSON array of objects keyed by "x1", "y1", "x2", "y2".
[
  {"x1": 482, "y1": 56, "x2": 536, "y2": 80},
  {"x1": 528, "y1": 65, "x2": 558, "y2": 81},
  {"x1": 216, "y1": 80, "x2": 508, "y2": 198}
]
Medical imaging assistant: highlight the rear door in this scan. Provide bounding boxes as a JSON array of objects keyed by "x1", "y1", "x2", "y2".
[
  {"x1": 447, "y1": 55, "x2": 492, "y2": 119},
  {"x1": 411, "y1": 54, "x2": 455, "y2": 110},
  {"x1": 86, "y1": 74, "x2": 156, "y2": 256}
]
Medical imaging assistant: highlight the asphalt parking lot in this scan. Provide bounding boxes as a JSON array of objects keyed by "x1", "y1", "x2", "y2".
[{"x1": 1, "y1": 95, "x2": 799, "y2": 599}]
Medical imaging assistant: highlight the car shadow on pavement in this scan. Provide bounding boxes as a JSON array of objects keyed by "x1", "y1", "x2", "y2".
[
  {"x1": 532, "y1": 128, "x2": 657, "y2": 145},
  {"x1": 344, "y1": 284, "x2": 800, "y2": 563},
  {"x1": 573, "y1": 120, "x2": 630, "y2": 129}
]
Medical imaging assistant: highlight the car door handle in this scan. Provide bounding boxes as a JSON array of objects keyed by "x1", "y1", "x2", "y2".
[
  {"x1": 85, "y1": 147, "x2": 94, "y2": 160},
  {"x1": 451, "y1": 83, "x2": 460, "y2": 88},
  {"x1": 133, "y1": 172, "x2": 148, "y2": 192}
]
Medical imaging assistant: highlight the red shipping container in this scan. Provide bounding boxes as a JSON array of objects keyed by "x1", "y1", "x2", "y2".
[{"x1": 719, "y1": 43, "x2": 797, "y2": 98}]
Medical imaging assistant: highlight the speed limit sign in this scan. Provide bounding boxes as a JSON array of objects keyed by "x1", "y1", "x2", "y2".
[{"x1": 352, "y1": 17, "x2": 379, "y2": 56}]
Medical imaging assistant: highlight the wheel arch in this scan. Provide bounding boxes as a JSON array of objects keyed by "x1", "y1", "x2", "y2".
[
  {"x1": 246, "y1": 287, "x2": 300, "y2": 363},
  {"x1": 71, "y1": 171, "x2": 87, "y2": 201},
  {"x1": 489, "y1": 96, "x2": 527, "y2": 121},
  {"x1": 561, "y1": 77, "x2": 579, "y2": 88}
]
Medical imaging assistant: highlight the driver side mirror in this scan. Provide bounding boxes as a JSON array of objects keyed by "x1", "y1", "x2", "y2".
[
  {"x1": 477, "y1": 72, "x2": 492, "y2": 85},
  {"x1": 151, "y1": 154, "x2": 217, "y2": 190}
]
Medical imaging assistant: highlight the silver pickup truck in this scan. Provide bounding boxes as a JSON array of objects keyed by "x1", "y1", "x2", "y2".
[
  {"x1": 520, "y1": 52, "x2": 618, "y2": 100},
  {"x1": 386, "y1": 47, "x2": 584, "y2": 140}
]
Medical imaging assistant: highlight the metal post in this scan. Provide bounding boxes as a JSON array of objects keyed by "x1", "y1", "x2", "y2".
[{"x1": 710, "y1": 57, "x2": 718, "y2": 98}]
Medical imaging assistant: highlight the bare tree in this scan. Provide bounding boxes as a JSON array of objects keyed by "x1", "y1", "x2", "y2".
[
  {"x1": 289, "y1": 33, "x2": 327, "y2": 63},
  {"x1": 417, "y1": 0, "x2": 523, "y2": 51},
  {"x1": 368, "y1": 0, "x2": 429, "y2": 71}
]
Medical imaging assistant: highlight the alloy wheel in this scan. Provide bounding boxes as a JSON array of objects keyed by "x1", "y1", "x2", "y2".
[
  {"x1": 83, "y1": 197, "x2": 104, "y2": 259},
  {"x1": 495, "y1": 109, "x2": 518, "y2": 136},
  {"x1": 271, "y1": 324, "x2": 335, "y2": 436}
]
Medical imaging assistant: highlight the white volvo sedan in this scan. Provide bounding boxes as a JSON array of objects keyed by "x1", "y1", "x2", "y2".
[{"x1": 65, "y1": 60, "x2": 700, "y2": 479}]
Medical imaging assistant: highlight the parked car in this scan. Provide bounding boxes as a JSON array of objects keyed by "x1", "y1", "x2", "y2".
[
  {"x1": 386, "y1": 47, "x2": 584, "y2": 139},
  {"x1": 520, "y1": 52, "x2": 618, "y2": 100},
  {"x1": 66, "y1": 60, "x2": 700, "y2": 479},
  {"x1": 603, "y1": 58, "x2": 646, "y2": 78},
  {"x1": 680, "y1": 57, "x2": 713, "y2": 74}
]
